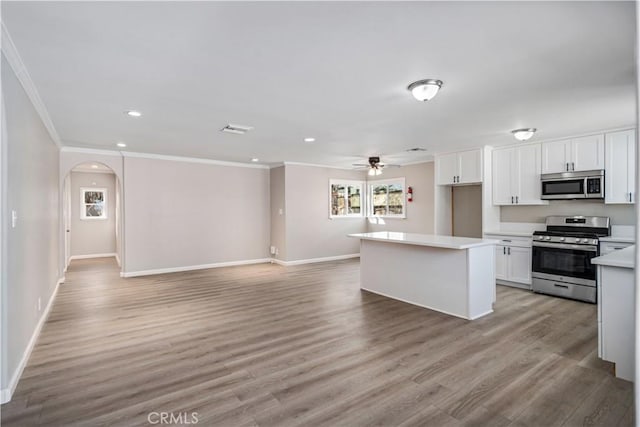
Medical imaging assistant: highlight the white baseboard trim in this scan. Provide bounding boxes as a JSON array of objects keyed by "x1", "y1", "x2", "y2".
[
  {"x1": 272, "y1": 253, "x2": 360, "y2": 266},
  {"x1": 68, "y1": 253, "x2": 117, "y2": 261},
  {"x1": 0, "y1": 276, "x2": 63, "y2": 404},
  {"x1": 121, "y1": 258, "x2": 273, "y2": 278}
]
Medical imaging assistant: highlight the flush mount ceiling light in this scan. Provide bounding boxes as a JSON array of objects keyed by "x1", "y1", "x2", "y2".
[
  {"x1": 511, "y1": 128, "x2": 537, "y2": 141},
  {"x1": 221, "y1": 123, "x2": 254, "y2": 135},
  {"x1": 304, "y1": 137, "x2": 316, "y2": 143},
  {"x1": 91, "y1": 164, "x2": 99, "y2": 169},
  {"x1": 251, "y1": 158, "x2": 259, "y2": 162},
  {"x1": 407, "y1": 79, "x2": 443, "y2": 101},
  {"x1": 125, "y1": 110, "x2": 142, "y2": 117},
  {"x1": 116, "y1": 142, "x2": 127, "y2": 148}
]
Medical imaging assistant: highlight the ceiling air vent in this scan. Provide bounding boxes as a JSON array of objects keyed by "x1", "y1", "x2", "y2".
[
  {"x1": 220, "y1": 123, "x2": 254, "y2": 135},
  {"x1": 406, "y1": 147, "x2": 427, "y2": 152}
]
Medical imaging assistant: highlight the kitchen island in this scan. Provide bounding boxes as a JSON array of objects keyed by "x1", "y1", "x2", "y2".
[
  {"x1": 348, "y1": 232, "x2": 498, "y2": 320},
  {"x1": 592, "y1": 245, "x2": 635, "y2": 382}
]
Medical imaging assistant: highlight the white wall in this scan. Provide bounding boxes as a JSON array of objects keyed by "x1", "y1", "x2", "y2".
[
  {"x1": 69, "y1": 171, "x2": 116, "y2": 257},
  {"x1": 1, "y1": 55, "x2": 60, "y2": 397},
  {"x1": 270, "y1": 166, "x2": 286, "y2": 261},
  {"x1": 285, "y1": 164, "x2": 367, "y2": 261},
  {"x1": 367, "y1": 162, "x2": 435, "y2": 234},
  {"x1": 123, "y1": 156, "x2": 270, "y2": 274}
]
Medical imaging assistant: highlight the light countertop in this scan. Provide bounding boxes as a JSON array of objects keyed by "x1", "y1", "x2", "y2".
[
  {"x1": 348, "y1": 232, "x2": 498, "y2": 250},
  {"x1": 592, "y1": 245, "x2": 635, "y2": 269},
  {"x1": 484, "y1": 230, "x2": 534, "y2": 238},
  {"x1": 600, "y1": 236, "x2": 635, "y2": 244}
]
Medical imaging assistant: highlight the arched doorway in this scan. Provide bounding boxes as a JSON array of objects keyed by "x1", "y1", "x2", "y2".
[{"x1": 62, "y1": 161, "x2": 123, "y2": 272}]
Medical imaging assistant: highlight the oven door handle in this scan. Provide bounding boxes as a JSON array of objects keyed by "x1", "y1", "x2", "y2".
[{"x1": 532, "y1": 242, "x2": 598, "y2": 252}]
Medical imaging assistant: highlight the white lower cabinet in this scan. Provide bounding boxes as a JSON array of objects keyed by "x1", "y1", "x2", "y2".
[
  {"x1": 486, "y1": 234, "x2": 532, "y2": 289},
  {"x1": 597, "y1": 260, "x2": 634, "y2": 382}
]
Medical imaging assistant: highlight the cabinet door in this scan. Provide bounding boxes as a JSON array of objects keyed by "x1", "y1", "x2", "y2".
[
  {"x1": 572, "y1": 134, "x2": 604, "y2": 171},
  {"x1": 507, "y1": 246, "x2": 532, "y2": 285},
  {"x1": 627, "y1": 131, "x2": 636, "y2": 204},
  {"x1": 541, "y1": 140, "x2": 570, "y2": 174},
  {"x1": 515, "y1": 143, "x2": 544, "y2": 205},
  {"x1": 495, "y1": 246, "x2": 508, "y2": 280},
  {"x1": 605, "y1": 130, "x2": 632, "y2": 204},
  {"x1": 436, "y1": 153, "x2": 458, "y2": 185},
  {"x1": 458, "y1": 149, "x2": 483, "y2": 184},
  {"x1": 492, "y1": 148, "x2": 513, "y2": 205}
]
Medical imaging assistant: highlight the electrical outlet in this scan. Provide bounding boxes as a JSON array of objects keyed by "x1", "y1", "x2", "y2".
[
  {"x1": 37, "y1": 297, "x2": 41, "y2": 312},
  {"x1": 270, "y1": 246, "x2": 276, "y2": 255},
  {"x1": 278, "y1": 208, "x2": 283, "y2": 215},
  {"x1": 11, "y1": 210, "x2": 17, "y2": 228}
]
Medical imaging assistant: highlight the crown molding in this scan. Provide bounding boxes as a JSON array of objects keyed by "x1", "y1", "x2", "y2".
[
  {"x1": 121, "y1": 151, "x2": 270, "y2": 169},
  {"x1": 282, "y1": 161, "x2": 359, "y2": 171},
  {"x1": 1, "y1": 22, "x2": 62, "y2": 148}
]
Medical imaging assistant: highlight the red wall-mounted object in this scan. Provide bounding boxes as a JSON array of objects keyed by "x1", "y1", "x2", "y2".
[{"x1": 407, "y1": 186, "x2": 413, "y2": 202}]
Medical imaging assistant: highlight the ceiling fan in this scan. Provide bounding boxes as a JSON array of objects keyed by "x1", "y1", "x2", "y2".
[{"x1": 352, "y1": 156, "x2": 401, "y2": 176}]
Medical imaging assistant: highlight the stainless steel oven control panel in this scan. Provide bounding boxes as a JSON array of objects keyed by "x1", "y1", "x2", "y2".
[{"x1": 533, "y1": 235, "x2": 598, "y2": 245}]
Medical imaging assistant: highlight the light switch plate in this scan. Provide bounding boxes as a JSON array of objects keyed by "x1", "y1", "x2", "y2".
[{"x1": 11, "y1": 210, "x2": 17, "y2": 228}]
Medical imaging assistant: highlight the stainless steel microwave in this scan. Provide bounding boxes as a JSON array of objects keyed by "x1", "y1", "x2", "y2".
[{"x1": 540, "y1": 170, "x2": 604, "y2": 200}]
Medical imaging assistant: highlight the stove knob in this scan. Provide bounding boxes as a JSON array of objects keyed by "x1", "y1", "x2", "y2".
[
  {"x1": 582, "y1": 238, "x2": 589, "y2": 243},
  {"x1": 544, "y1": 236, "x2": 551, "y2": 241},
  {"x1": 538, "y1": 236, "x2": 544, "y2": 240},
  {"x1": 559, "y1": 237, "x2": 565, "y2": 242}
]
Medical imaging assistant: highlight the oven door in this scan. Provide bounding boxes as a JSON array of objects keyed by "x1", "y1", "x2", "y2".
[
  {"x1": 531, "y1": 242, "x2": 598, "y2": 286},
  {"x1": 541, "y1": 178, "x2": 586, "y2": 199}
]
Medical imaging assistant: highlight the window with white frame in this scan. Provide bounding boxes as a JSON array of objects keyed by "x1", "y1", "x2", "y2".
[
  {"x1": 369, "y1": 178, "x2": 405, "y2": 218},
  {"x1": 329, "y1": 179, "x2": 364, "y2": 218},
  {"x1": 80, "y1": 188, "x2": 107, "y2": 220}
]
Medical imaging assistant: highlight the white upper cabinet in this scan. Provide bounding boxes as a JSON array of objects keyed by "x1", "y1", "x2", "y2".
[
  {"x1": 541, "y1": 140, "x2": 571, "y2": 174},
  {"x1": 492, "y1": 148, "x2": 513, "y2": 205},
  {"x1": 436, "y1": 153, "x2": 458, "y2": 185},
  {"x1": 492, "y1": 143, "x2": 545, "y2": 205},
  {"x1": 605, "y1": 129, "x2": 636, "y2": 204},
  {"x1": 541, "y1": 134, "x2": 604, "y2": 173},
  {"x1": 458, "y1": 149, "x2": 483, "y2": 184},
  {"x1": 435, "y1": 149, "x2": 482, "y2": 185},
  {"x1": 572, "y1": 134, "x2": 605, "y2": 171},
  {"x1": 516, "y1": 143, "x2": 544, "y2": 204}
]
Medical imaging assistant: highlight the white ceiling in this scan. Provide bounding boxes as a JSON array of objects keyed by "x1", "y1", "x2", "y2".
[{"x1": 2, "y1": 1, "x2": 636, "y2": 167}]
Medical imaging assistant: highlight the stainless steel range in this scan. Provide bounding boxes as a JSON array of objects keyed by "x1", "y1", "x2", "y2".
[{"x1": 532, "y1": 216, "x2": 610, "y2": 303}]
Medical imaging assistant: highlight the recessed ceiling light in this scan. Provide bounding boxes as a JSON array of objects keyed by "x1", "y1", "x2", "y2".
[
  {"x1": 511, "y1": 128, "x2": 537, "y2": 141},
  {"x1": 251, "y1": 158, "x2": 259, "y2": 162},
  {"x1": 125, "y1": 110, "x2": 142, "y2": 117},
  {"x1": 304, "y1": 137, "x2": 316, "y2": 143},
  {"x1": 407, "y1": 79, "x2": 443, "y2": 101},
  {"x1": 91, "y1": 164, "x2": 99, "y2": 169},
  {"x1": 116, "y1": 142, "x2": 127, "y2": 148}
]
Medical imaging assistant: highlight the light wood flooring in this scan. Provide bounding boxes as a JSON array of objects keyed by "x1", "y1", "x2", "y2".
[{"x1": 1, "y1": 257, "x2": 634, "y2": 426}]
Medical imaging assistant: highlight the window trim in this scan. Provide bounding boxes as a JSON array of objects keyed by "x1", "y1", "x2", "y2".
[
  {"x1": 80, "y1": 187, "x2": 108, "y2": 220},
  {"x1": 329, "y1": 179, "x2": 365, "y2": 219},
  {"x1": 368, "y1": 177, "x2": 406, "y2": 219}
]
